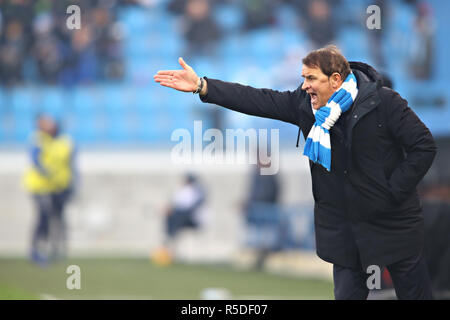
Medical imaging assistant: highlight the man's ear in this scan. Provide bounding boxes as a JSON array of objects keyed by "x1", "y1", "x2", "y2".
[{"x1": 330, "y1": 72, "x2": 343, "y2": 89}]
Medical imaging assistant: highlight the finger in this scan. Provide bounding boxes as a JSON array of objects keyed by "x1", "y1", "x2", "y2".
[
  {"x1": 178, "y1": 57, "x2": 190, "y2": 70},
  {"x1": 155, "y1": 70, "x2": 176, "y2": 76},
  {"x1": 154, "y1": 75, "x2": 173, "y2": 82}
]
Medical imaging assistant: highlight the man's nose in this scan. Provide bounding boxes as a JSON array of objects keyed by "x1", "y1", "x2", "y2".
[{"x1": 301, "y1": 81, "x2": 309, "y2": 90}]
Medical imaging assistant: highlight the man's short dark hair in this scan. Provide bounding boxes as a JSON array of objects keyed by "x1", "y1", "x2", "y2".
[{"x1": 302, "y1": 45, "x2": 351, "y2": 80}]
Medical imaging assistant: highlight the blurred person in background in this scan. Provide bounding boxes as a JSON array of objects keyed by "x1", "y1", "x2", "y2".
[
  {"x1": 0, "y1": 19, "x2": 27, "y2": 86},
  {"x1": 167, "y1": 0, "x2": 189, "y2": 15},
  {"x1": 409, "y1": 1, "x2": 435, "y2": 80},
  {"x1": 243, "y1": 149, "x2": 284, "y2": 270},
  {"x1": 23, "y1": 115, "x2": 77, "y2": 265},
  {"x1": 292, "y1": 0, "x2": 337, "y2": 49},
  {"x1": 418, "y1": 136, "x2": 450, "y2": 298},
  {"x1": 180, "y1": 0, "x2": 222, "y2": 59},
  {"x1": 90, "y1": 5, "x2": 124, "y2": 81},
  {"x1": 59, "y1": 24, "x2": 98, "y2": 86},
  {"x1": 367, "y1": 0, "x2": 389, "y2": 69},
  {"x1": 154, "y1": 45, "x2": 437, "y2": 299},
  {"x1": 153, "y1": 173, "x2": 206, "y2": 265},
  {"x1": 31, "y1": 11, "x2": 64, "y2": 84},
  {"x1": 241, "y1": 0, "x2": 276, "y2": 31},
  {"x1": 420, "y1": 177, "x2": 450, "y2": 298}
]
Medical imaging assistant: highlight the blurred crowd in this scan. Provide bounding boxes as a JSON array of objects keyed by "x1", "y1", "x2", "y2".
[
  {"x1": 0, "y1": 0, "x2": 124, "y2": 87},
  {"x1": 0, "y1": 0, "x2": 436, "y2": 88},
  {"x1": 165, "y1": 0, "x2": 434, "y2": 78},
  {"x1": 166, "y1": 0, "x2": 343, "y2": 59}
]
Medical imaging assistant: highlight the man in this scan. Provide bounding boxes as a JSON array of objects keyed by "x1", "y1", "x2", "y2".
[
  {"x1": 154, "y1": 45, "x2": 437, "y2": 299},
  {"x1": 153, "y1": 173, "x2": 206, "y2": 266},
  {"x1": 23, "y1": 115, "x2": 76, "y2": 265},
  {"x1": 165, "y1": 173, "x2": 206, "y2": 241},
  {"x1": 244, "y1": 148, "x2": 283, "y2": 270}
]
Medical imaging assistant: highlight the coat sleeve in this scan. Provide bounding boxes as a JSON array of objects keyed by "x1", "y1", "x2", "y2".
[
  {"x1": 199, "y1": 77, "x2": 304, "y2": 126},
  {"x1": 385, "y1": 90, "x2": 437, "y2": 203}
]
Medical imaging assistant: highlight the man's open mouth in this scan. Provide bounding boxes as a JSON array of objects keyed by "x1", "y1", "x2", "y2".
[{"x1": 309, "y1": 93, "x2": 318, "y2": 104}]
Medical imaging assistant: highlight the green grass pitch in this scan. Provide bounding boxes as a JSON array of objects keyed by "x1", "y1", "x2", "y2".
[{"x1": 0, "y1": 258, "x2": 333, "y2": 300}]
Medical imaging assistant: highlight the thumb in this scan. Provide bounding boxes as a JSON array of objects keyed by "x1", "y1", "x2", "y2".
[{"x1": 178, "y1": 57, "x2": 191, "y2": 70}]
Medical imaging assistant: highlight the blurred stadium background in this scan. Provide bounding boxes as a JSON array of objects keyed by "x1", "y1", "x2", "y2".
[{"x1": 0, "y1": 0, "x2": 449, "y2": 299}]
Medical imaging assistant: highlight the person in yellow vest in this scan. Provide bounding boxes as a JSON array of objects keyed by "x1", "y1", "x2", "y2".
[{"x1": 23, "y1": 115, "x2": 76, "y2": 265}]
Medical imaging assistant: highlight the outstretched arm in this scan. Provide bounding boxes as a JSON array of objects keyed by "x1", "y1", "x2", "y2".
[{"x1": 154, "y1": 58, "x2": 304, "y2": 125}]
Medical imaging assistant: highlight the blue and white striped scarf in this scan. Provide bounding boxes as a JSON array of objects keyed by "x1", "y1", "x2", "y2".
[{"x1": 303, "y1": 72, "x2": 358, "y2": 171}]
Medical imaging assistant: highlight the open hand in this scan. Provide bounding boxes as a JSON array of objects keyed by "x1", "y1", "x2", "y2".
[{"x1": 153, "y1": 57, "x2": 199, "y2": 92}]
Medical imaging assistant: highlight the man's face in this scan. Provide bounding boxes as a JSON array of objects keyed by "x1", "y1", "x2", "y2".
[{"x1": 301, "y1": 65, "x2": 336, "y2": 110}]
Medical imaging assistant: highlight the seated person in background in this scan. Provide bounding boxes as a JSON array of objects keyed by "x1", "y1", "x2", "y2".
[
  {"x1": 153, "y1": 173, "x2": 206, "y2": 265},
  {"x1": 166, "y1": 173, "x2": 206, "y2": 238}
]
